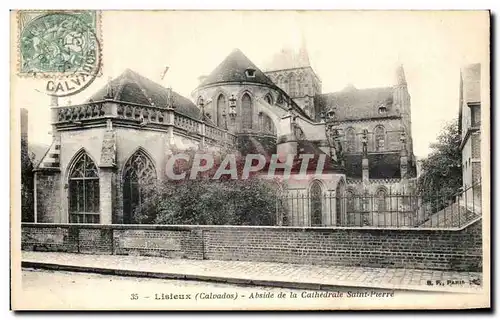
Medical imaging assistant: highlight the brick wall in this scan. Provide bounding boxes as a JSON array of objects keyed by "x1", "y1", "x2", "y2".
[
  {"x1": 21, "y1": 220, "x2": 482, "y2": 272},
  {"x1": 471, "y1": 133, "x2": 481, "y2": 159}
]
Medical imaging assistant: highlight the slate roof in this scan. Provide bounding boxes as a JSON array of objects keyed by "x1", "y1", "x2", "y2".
[
  {"x1": 88, "y1": 69, "x2": 201, "y2": 119},
  {"x1": 314, "y1": 86, "x2": 398, "y2": 122},
  {"x1": 199, "y1": 49, "x2": 276, "y2": 88}
]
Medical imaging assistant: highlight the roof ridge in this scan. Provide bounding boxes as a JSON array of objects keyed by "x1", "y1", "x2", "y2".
[
  {"x1": 320, "y1": 86, "x2": 394, "y2": 96},
  {"x1": 113, "y1": 69, "x2": 135, "y2": 100},
  {"x1": 127, "y1": 69, "x2": 156, "y2": 106}
]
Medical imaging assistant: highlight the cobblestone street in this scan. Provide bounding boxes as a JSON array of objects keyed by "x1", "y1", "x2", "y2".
[
  {"x1": 22, "y1": 251, "x2": 482, "y2": 294},
  {"x1": 21, "y1": 268, "x2": 318, "y2": 310}
]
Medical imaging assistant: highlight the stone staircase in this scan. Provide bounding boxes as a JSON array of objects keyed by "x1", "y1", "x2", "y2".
[{"x1": 418, "y1": 202, "x2": 480, "y2": 228}]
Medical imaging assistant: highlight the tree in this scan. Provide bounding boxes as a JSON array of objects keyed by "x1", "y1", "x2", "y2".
[
  {"x1": 132, "y1": 148, "x2": 281, "y2": 226},
  {"x1": 417, "y1": 120, "x2": 462, "y2": 206},
  {"x1": 21, "y1": 138, "x2": 34, "y2": 222}
]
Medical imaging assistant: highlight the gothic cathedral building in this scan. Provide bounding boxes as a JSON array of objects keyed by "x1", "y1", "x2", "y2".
[{"x1": 33, "y1": 46, "x2": 417, "y2": 226}]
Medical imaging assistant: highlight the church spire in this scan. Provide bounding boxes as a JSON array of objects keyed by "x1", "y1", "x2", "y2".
[
  {"x1": 396, "y1": 64, "x2": 407, "y2": 86},
  {"x1": 298, "y1": 34, "x2": 311, "y2": 67}
]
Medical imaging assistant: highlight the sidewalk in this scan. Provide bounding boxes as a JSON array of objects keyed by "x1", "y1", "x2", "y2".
[{"x1": 22, "y1": 251, "x2": 482, "y2": 293}]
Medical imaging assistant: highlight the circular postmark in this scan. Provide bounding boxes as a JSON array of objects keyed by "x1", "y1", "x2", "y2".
[{"x1": 20, "y1": 12, "x2": 102, "y2": 97}]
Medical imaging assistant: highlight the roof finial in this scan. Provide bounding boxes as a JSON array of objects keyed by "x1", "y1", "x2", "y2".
[
  {"x1": 105, "y1": 76, "x2": 114, "y2": 99},
  {"x1": 396, "y1": 64, "x2": 407, "y2": 86},
  {"x1": 298, "y1": 32, "x2": 310, "y2": 67}
]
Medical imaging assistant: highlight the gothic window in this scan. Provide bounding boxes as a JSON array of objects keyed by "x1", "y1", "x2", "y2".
[
  {"x1": 123, "y1": 150, "x2": 157, "y2": 224},
  {"x1": 276, "y1": 75, "x2": 284, "y2": 90},
  {"x1": 310, "y1": 181, "x2": 323, "y2": 226},
  {"x1": 68, "y1": 152, "x2": 100, "y2": 223},
  {"x1": 264, "y1": 93, "x2": 273, "y2": 105},
  {"x1": 346, "y1": 190, "x2": 355, "y2": 213},
  {"x1": 297, "y1": 74, "x2": 304, "y2": 96},
  {"x1": 376, "y1": 188, "x2": 387, "y2": 212},
  {"x1": 241, "y1": 93, "x2": 253, "y2": 130},
  {"x1": 216, "y1": 94, "x2": 226, "y2": 127},
  {"x1": 345, "y1": 127, "x2": 356, "y2": 153},
  {"x1": 293, "y1": 123, "x2": 306, "y2": 140},
  {"x1": 262, "y1": 113, "x2": 276, "y2": 135},
  {"x1": 374, "y1": 125, "x2": 386, "y2": 151},
  {"x1": 335, "y1": 180, "x2": 346, "y2": 225},
  {"x1": 288, "y1": 73, "x2": 297, "y2": 96}
]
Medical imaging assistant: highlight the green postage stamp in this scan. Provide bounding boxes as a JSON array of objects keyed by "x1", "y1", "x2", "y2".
[{"x1": 17, "y1": 10, "x2": 102, "y2": 78}]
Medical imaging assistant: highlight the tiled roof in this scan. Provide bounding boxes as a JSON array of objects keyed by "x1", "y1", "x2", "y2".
[
  {"x1": 88, "y1": 69, "x2": 201, "y2": 119},
  {"x1": 199, "y1": 49, "x2": 276, "y2": 88},
  {"x1": 314, "y1": 86, "x2": 398, "y2": 122}
]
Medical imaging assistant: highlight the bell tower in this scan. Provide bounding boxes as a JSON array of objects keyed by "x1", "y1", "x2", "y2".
[
  {"x1": 393, "y1": 64, "x2": 413, "y2": 157},
  {"x1": 264, "y1": 40, "x2": 321, "y2": 119}
]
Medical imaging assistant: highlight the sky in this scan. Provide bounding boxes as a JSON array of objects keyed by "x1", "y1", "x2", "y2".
[{"x1": 12, "y1": 10, "x2": 489, "y2": 158}]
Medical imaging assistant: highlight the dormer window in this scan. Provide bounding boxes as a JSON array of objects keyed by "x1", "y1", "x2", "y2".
[
  {"x1": 245, "y1": 68, "x2": 256, "y2": 78},
  {"x1": 378, "y1": 104, "x2": 387, "y2": 114}
]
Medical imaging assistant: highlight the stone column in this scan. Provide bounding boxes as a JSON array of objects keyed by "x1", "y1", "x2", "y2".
[
  {"x1": 99, "y1": 121, "x2": 116, "y2": 224},
  {"x1": 164, "y1": 106, "x2": 175, "y2": 145},
  {"x1": 362, "y1": 158, "x2": 369, "y2": 184},
  {"x1": 400, "y1": 130, "x2": 408, "y2": 183},
  {"x1": 99, "y1": 168, "x2": 114, "y2": 224}
]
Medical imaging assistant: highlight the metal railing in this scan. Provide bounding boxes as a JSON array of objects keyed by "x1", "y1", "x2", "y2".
[{"x1": 276, "y1": 183, "x2": 482, "y2": 228}]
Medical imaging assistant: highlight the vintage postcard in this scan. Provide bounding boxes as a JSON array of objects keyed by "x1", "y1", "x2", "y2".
[{"x1": 10, "y1": 10, "x2": 490, "y2": 310}]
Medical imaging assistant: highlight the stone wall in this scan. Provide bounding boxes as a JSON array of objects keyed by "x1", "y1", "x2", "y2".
[
  {"x1": 21, "y1": 220, "x2": 482, "y2": 272},
  {"x1": 34, "y1": 171, "x2": 61, "y2": 223}
]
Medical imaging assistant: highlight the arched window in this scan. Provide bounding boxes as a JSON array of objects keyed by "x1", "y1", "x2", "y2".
[
  {"x1": 123, "y1": 149, "x2": 157, "y2": 224},
  {"x1": 310, "y1": 181, "x2": 323, "y2": 226},
  {"x1": 374, "y1": 125, "x2": 386, "y2": 151},
  {"x1": 276, "y1": 75, "x2": 284, "y2": 90},
  {"x1": 283, "y1": 78, "x2": 289, "y2": 94},
  {"x1": 262, "y1": 113, "x2": 276, "y2": 135},
  {"x1": 345, "y1": 127, "x2": 356, "y2": 153},
  {"x1": 288, "y1": 73, "x2": 297, "y2": 96},
  {"x1": 376, "y1": 188, "x2": 387, "y2": 212},
  {"x1": 297, "y1": 74, "x2": 304, "y2": 96},
  {"x1": 292, "y1": 123, "x2": 306, "y2": 140},
  {"x1": 264, "y1": 93, "x2": 273, "y2": 105},
  {"x1": 346, "y1": 190, "x2": 355, "y2": 213},
  {"x1": 345, "y1": 189, "x2": 356, "y2": 226},
  {"x1": 216, "y1": 94, "x2": 226, "y2": 127},
  {"x1": 336, "y1": 180, "x2": 346, "y2": 225},
  {"x1": 68, "y1": 151, "x2": 100, "y2": 223},
  {"x1": 241, "y1": 93, "x2": 253, "y2": 130}
]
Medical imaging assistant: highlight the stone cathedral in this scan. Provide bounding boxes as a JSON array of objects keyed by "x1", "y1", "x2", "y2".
[{"x1": 33, "y1": 45, "x2": 417, "y2": 226}]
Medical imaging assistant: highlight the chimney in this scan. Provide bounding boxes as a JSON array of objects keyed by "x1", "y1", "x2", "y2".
[
  {"x1": 395, "y1": 64, "x2": 407, "y2": 86},
  {"x1": 20, "y1": 108, "x2": 28, "y2": 142}
]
